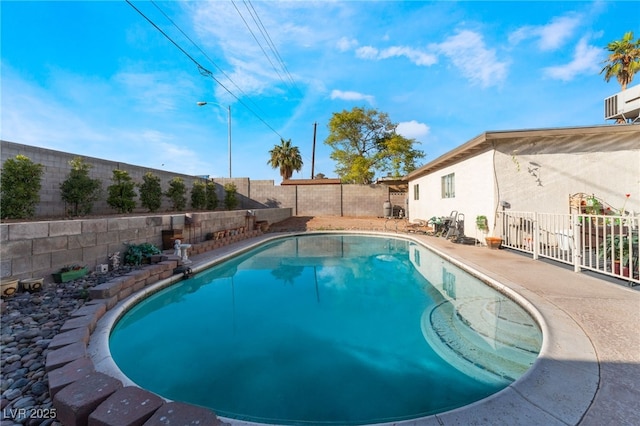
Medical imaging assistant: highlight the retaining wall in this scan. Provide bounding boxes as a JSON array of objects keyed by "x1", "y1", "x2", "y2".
[{"x1": 0, "y1": 208, "x2": 291, "y2": 282}]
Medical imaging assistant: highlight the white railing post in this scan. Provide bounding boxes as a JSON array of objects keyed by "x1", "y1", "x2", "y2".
[
  {"x1": 497, "y1": 210, "x2": 637, "y2": 286},
  {"x1": 573, "y1": 213, "x2": 581, "y2": 272},
  {"x1": 533, "y1": 213, "x2": 539, "y2": 260}
]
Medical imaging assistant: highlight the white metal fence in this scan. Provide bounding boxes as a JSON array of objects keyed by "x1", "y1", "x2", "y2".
[{"x1": 498, "y1": 211, "x2": 639, "y2": 286}]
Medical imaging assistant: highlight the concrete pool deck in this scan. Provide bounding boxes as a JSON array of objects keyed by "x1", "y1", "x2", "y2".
[
  {"x1": 406, "y1": 233, "x2": 639, "y2": 426},
  {"x1": 88, "y1": 228, "x2": 639, "y2": 426}
]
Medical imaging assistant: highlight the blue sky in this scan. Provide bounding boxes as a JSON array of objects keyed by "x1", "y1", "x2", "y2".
[{"x1": 1, "y1": 1, "x2": 637, "y2": 182}]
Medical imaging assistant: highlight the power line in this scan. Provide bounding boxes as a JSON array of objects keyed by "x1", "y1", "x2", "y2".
[
  {"x1": 149, "y1": 0, "x2": 268, "y2": 117},
  {"x1": 245, "y1": 0, "x2": 300, "y2": 94},
  {"x1": 230, "y1": 0, "x2": 289, "y2": 87},
  {"x1": 125, "y1": 0, "x2": 285, "y2": 139},
  {"x1": 242, "y1": 0, "x2": 290, "y2": 87}
]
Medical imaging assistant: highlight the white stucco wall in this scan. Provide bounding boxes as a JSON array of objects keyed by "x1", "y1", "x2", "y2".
[
  {"x1": 494, "y1": 136, "x2": 640, "y2": 215},
  {"x1": 407, "y1": 126, "x2": 640, "y2": 241},
  {"x1": 408, "y1": 150, "x2": 496, "y2": 238}
]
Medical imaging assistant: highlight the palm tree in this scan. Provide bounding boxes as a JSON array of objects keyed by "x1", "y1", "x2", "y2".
[
  {"x1": 600, "y1": 31, "x2": 640, "y2": 90},
  {"x1": 267, "y1": 138, "x2": 303, "y2": 181}
]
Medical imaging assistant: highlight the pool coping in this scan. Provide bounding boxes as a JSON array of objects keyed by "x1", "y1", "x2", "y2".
[{"x1": 84, "y1": 230, "x2": 611, "y2": 425}]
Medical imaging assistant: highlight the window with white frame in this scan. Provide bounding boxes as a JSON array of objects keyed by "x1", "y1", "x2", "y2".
[
  {"x1": 413, "y1": 184, "x2": 419, "y2": 200},
  {"x1": 441, "y1": 173, "x2": 455, "y2": 198}
]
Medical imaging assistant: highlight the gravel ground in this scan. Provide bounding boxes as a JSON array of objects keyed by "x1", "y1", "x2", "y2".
[
  {"x1": 0, "y1": 267, "x2": 138, "y2": 426},
  {"x1": 266, "y1": 215, "x2": 391, "y2": 232}
]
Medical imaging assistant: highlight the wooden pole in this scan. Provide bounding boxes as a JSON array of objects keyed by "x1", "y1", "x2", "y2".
[{"x1": 311, "y1": 122, "x2": 317, "y2": 179}]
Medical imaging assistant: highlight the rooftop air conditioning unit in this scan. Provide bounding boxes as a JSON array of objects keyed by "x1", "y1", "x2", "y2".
[{"x1": 604, "y1": 84, "x2": 640, "y2": 122}]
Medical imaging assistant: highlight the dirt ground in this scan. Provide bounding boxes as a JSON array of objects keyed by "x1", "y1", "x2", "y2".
[{"x1": 266, "y1": 216, "x2": 393, "y2": 232}]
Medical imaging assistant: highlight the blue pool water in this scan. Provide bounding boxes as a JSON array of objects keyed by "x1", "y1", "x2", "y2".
[{"x1": 110, "y1": 234, "x2": 541, "y2": 424}]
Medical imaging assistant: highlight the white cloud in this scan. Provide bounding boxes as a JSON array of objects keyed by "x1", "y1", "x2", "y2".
[
  {"x1": 337, "y1": 36, "x2": 358, "y2": 52},
  {"x1": 114, "y1": 71, "x2": 197, "y2": 114},
  {"x1": 543, "y1": 37, "x2": 602, "y2": 81},
  {"x1": 356, "y1": 45, "x2": 437, "y2": 66},
  {"x1": 509, "y1": 14, "x2": 581, "y2": 51},
  {"x1": 330, "y1": 90, "x2": 375, "y2": 104},
  {"x1": 379, "y1": 46, "x2": 437, "y2": 66},
  {"x1": 355, "y1": 46, "x2": 379, "y2": 60},
  {"x1": 396, "y1": 121, "x2": 430, "y2": 140},
  {"x1": 432, "y1": 30, "x2": 508, "y2": 88},
  {"x1": 188, "y1": 1, "x2": 346, "y2": 99}
]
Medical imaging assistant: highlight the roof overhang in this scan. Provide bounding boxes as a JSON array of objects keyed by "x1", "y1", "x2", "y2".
[{"x1": 405, "y1": 124, "x2": 640, "y2": 181}]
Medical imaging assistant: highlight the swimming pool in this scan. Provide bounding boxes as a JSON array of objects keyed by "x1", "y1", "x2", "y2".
[{"x1": 109, "y1": 234, "x2": 542, "y2": 425}]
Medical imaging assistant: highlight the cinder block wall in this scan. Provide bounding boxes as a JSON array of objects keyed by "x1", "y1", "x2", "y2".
[
  {"x1": 0, "y1": 140, "x2": 214, "y2": 217},
  {"x1": 248, "y1": 180, "x2": 297, "y2": 212},
  {"x1": 1, "y1": 141, "x2": 402, "y2": 219},
  {"x1": 0, "y1": 208, "x2": 291, "y2": 282},
  {"x1": 297, "y1": 186, "x2": 342, "y2": 216},
  {"x1": 342, "y1": 185, "x2": 389, "y2": 217},
  {"x1": 390, "y1": 191, "x2": 408, "y2": 217}
]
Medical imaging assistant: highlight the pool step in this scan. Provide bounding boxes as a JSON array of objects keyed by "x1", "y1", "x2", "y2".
[
  {"x1": 423, "y1": 298, "x2": 541, "y2": 383},
  {"x1": 459, "y1": 298, "x2": 541, "y2": 354}
]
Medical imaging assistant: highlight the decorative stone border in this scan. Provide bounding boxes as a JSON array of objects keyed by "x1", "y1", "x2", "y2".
[{"x1": 45, "y1": 229, "x2": 262, "y2": 425}]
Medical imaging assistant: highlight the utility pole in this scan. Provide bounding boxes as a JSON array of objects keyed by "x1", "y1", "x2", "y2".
[{"x1": 311, "y1": 122, "x2": 317, "y2": 179}]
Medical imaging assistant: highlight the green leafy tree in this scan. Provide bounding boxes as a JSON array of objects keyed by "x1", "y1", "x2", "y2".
[
  {"x1": 60, "y1": 157, "x2": 102, "y2": 216},
  {"x1": 165, "y1": 177, "x2": 187, "y2": 211},
  {"x1": 107, "y1": 169, "x2": 137, "y2": 213},
  {"x1": 191, "y1": 180, "x2": 207, "y2": 210},
  {"x1": 267, "y1": 138, "x2": 303, "y2": 181},
  {"x1": 138, "y1": 172, "x2": 163, "y2": 212},
  {"x1": 206, "y1": 181, "x2": 218, "y2": 210},
  {"x1": 0, "y1": 155, "x2": 44, "y2": 219},
  {"x1": 223, "y1": 182, "x2": 238, "y2": 210},
  {"x1": 324, "y1": 107, "x2": 424, "y2": 184},
  {"x1": 601, "y1": 31, "x2": 640, "y2": 90}
]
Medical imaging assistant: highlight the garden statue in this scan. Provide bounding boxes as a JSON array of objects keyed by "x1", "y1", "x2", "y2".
[
  {"x1": 109, "y1": 252, "x2": 120, "y2": 271},
  {"x1": 174, "y1": 239, "x2": 181, "y2": 256},
  {"x1": 181, "y1": 244, "x2": 192, "y2": 264}
]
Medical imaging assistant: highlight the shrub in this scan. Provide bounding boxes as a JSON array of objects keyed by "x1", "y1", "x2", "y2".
[
  {"x1": 191, "y1": 180, "x2": 207, "y2": 210},
  {"x1": 60, "y1": 157, "x2": 102, "y2": 216},
  {"x1": 107, "y1": 169, "x2": 137, "y2": 213},
  {"x1": 139, "y1": 172, "x2": 162, "y2": 212},
  {"x1": 206, "y1": 181, "x2": 218, "y2": 210},
  {"x1": 165, "y1": 177, "x2": 187, "y2": 211},
  {"x1": 123, "y1": 242, "x2": 162, "y2": 266},
  {"x1": 0, "y1": 155, "x2": 44, "y2": 219},
  {"x1": 223, "y1": 182, "x2": 238, "y2": 210}
]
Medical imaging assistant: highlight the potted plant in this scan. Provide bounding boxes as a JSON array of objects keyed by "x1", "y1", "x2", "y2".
[
  {"x1": 601, "y1": 233, "x2": 638, "y2": 277},
  {"x1": 476, "y1": 215, "x2": 488, "y2": 232},
  {"x1": 481, "y1": 216, "x2": 502, "y2": 249},
  {"x1": 485, "y1": 236, "x2": 503, "y2": 249},
  {"x1": 52, "y1": 264, "x2": 88, "y2": 283},
  {"x1": 123, "y1": 242, "x2": 162, "y2": 266},
  {"x1": 585, "y1": 196, "x2": 602, "y2": 215}
]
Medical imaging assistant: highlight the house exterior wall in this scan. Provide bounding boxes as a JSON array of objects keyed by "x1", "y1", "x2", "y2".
[
  {"x1": 408, "y1": 150, "x2": 495, "y2": 238},
  {"x1": 494, "y1": 135, "x2": 640, "y2": 215},
  {"x1": 407, "y1": 126, "x2": 640, "y2": 240}
]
